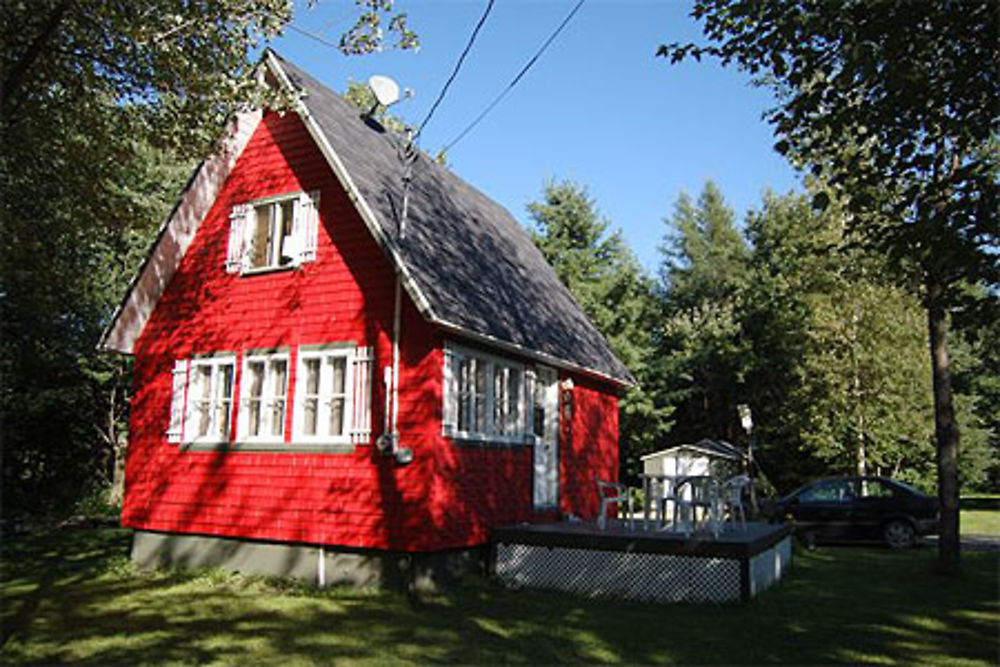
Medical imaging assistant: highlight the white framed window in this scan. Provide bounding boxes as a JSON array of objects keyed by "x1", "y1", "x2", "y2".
[
  {"x1": 166, "y1": 346, "x2": 371, "y2": 450},
  {"x1": 295, "y1": 349, "x2": 352, "y2": 443},
  {"x1": 443, "y1": 344, "x2": 528, "y2": 443},
  {"x1": 492, "y1": 361, "x2": 522, "y2": 437},
  {"x1": 238, "y1": 352, "x2": 290, "y2": 443},
  {"x1": 457, "y1": 355, "x2": 488, "y2": 434},
  {"x1": 293, "y1": 345, "x2": 374, "y2": 445},
  {"x1": 226, "y1": 191, "x2": 320, "y2": 273},
  {"x1": 250, "y1": 197, "x2": 297, "y2": 269},
  {"x1": 166, "y1": 355, "x2": 235, "y2": 444}
]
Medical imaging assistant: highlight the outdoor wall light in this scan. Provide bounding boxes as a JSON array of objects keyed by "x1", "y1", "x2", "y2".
[{"x1": 561, "y1": 378, "x2": 574, "y2": 420}]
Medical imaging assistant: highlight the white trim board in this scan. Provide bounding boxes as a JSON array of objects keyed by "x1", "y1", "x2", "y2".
[{"x1": 101, "y1": 109, "x2": 262, "y2": 353}]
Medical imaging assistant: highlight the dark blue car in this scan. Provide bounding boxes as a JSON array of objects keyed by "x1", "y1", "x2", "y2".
[{"x1": 771, "y1": 476, "x2": 939, "y2": 548}]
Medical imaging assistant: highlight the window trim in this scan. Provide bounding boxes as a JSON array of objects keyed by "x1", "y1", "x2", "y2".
[
  {"x1": 182, "y1": 355, "x2": 236, "y2": 445},
  {"x1": 237, "y1": 351, "x2": 290, "y2": 444},
  {"x1": 292, "y1": 347, "x2": 355, "y2": 446},
  {"x1": 443, "y1": 343, "x2": 530, "y2": 445},
  {"x1": 244, "y1": 192, "x2": 302, "y2": 273}
]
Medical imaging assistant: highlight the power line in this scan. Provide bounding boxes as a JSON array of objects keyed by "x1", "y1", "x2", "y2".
[
  {"x1": 438, "y1": 0, "x2": 586, "y2": 155},
  {"x1": 413, "y1": 0, "x2": 495, "y2": 142},
  {"x1": 288, "y1": 22, "x2": 342, "y2": 51}
]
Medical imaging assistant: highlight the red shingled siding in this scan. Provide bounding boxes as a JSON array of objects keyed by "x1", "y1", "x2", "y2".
[
  {"x1": 123, "y1": 110, "x2": 620, "y2": 552},
  {"x1": 561, "y1": 376, "x2": 620, "y2": 519}
]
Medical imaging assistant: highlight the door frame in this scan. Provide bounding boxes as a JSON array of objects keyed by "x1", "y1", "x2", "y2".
[{"x1": 532, "y1": 366, "x2": 559, "y2": 511}]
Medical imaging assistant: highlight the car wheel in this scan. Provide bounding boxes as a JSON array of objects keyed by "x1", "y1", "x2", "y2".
[{"x1": 883, "y1": 519, "x2": 916, "y2": 549}]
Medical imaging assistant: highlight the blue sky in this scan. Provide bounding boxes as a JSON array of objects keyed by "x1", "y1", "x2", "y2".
[{"x1": 272, "y1": 0, "x2": 802, "y2": 272}]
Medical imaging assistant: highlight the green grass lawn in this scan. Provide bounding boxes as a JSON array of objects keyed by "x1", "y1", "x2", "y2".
[
  {"x1": 2, "y1": 528, "x2": 998, "y2": 665},
  {"x1": 962, "y1": 510, "x2": 1000, "y2": 536}
]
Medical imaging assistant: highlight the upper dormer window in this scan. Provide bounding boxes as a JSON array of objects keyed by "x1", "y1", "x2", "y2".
[
  {"x1": 226, "y1": 191, "x2": 321, "y2": 273},
  {"x1": 250, "y1": 198, "x2": 296, "y2": 269}
]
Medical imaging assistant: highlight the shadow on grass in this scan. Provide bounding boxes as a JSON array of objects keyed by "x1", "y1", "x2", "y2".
[{"x1": 2, "y1": 528, "x2": 998, "y2": 664}]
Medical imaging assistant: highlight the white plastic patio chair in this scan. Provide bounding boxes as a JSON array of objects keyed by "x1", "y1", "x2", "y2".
[
  {"x1": 672, "y1": 475, "x2": 722, "y2": 537},
  {"x1": 720, "y1": 474, "x2": 751, "y2": 531},
  {"x1": 651, "y1": 475, "x2": 678, "y2": 529},
  {"x1": 596, "y1": 479, "x2": 632, "y2": 530}
]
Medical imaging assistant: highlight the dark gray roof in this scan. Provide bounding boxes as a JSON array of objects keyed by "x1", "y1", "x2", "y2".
[{"x1": 274, "y1": 53, "x2": 632, "y2": 385}]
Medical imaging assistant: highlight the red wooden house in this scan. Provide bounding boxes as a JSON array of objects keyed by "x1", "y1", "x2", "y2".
[{"x1": 101, "y1": 51, "x2": 632, "y2": 587}]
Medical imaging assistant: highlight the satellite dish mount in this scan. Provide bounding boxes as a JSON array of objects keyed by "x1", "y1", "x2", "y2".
[{"x1": 366, "y1": 75, "x2": 401, "y2": 118}]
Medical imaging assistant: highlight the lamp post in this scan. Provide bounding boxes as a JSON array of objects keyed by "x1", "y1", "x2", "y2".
[{"x1": 737, "y1": 404, "x2": 758, "y2": 515}]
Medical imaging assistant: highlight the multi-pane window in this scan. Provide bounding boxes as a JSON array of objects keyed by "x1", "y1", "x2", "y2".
[
  {"x1": 457, "y1": 357, "x2": 487, "y2": 433},
  {"x1": 492, "y1": 362, "x2": 521, "y2": 436},
  {"x1": 166, "y1": 345, "x2": 372, "y2": 448},
  {"x1": 444, "y1": 344, "x2": 529, "y2": 442},
  {"x1": 294, "y1": 350, "x2": 353, "y2": 442},
  {"x1": 183, "y1": 357, "x2": 235, "y2": 442},
  {"x1": 249, "y1": 198, "x2": 297, "y2": 270},
  {"x1": 240, "y1": 354, "x2": 289, "y2": 441},
  {"x1": 226, "y1": 191, "x2": 321, "y2": 274}
]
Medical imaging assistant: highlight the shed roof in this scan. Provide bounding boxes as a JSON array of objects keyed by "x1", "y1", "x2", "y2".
[{"x1": 640, "y1": 439, "x2": 746, "y2": 462}]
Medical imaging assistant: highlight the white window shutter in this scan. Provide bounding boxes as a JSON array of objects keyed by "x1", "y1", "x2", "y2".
[
  {"x1": 226, "y1": 204, "x2": 250, "y2": 273},
  {"x1": 442, "y1": 346, "x2": 458, "y2": 434},
  {"x1": 167, "y1": 359, "x2": 188, "y2": 443},
  {"x1": 298, "y1": 190, "x2": 320, "y2": 264},
  {"x1": 349, "y1": 346, "x2": 373, "y2": 443},
  {"x1": 284, "y1": 199, "x2": 303, "y2": 265}
]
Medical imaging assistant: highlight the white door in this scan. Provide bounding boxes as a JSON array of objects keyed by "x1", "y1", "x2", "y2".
[{"x1": 532, "y1": 366, "x2": 559, "y2": 509}]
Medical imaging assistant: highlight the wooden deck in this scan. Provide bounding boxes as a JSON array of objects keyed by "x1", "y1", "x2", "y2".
[{"x1": 492, "y1": 520, "x2": 793, "y2": 603}]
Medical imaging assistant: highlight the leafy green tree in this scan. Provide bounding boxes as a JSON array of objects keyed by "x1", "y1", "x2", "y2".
[
  {"x1": 796, "y1": 276, "x2": 935, "y2": 486},
  {"x1": 737, "y1": 192, "x2": 826, "y2": 492},
  {"x1": 1, "y1": 137, "x2": 190, "y2": 516},
  {"x1": 0, "y1": 1, "x2": 418, "y2": 519},
  {"x1": 742, "y1": 193, "x2": 936, "y2": 487},
  {"x1": 527, "y1": 180, "x2": 668, "y2": 481},
  {"x1": 662, "y1": 0, "x2": 999, "y2": 572},
  {"x1": 656, "y1": 182, "x2": 750, "y2": 446},
  {"x1": 950, "y1": 322, "x2": 999, "y2": 494}
]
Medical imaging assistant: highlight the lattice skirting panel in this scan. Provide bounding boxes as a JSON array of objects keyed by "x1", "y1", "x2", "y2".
[{"x1": 496, "y1": 544, "x2": 741, "y2": 603}]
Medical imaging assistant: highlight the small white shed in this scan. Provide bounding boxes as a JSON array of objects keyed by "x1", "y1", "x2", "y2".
[
  {"x1": 641, "y1": 439, "x2": 746, "y2": 520},
  {"x1": 641, "y1": 439, "x2": 745, "y2": 478}
]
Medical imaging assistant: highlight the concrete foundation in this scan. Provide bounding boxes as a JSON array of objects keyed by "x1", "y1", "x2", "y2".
[{"x1": 131, "y1": 530, "x2": 487, "y2": 592}]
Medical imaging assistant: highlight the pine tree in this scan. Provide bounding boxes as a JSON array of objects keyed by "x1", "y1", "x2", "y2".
[
  {"x1": 656, "y1": 181, "x2": 750, "y2": 446},
  {"x1": 527, "y1": 180, "x2": 668, "y2": 481}
]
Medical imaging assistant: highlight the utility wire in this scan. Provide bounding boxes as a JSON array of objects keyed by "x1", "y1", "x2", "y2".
[
  {"x1": 438, "y1": 0, "x2": 586, "y2": 155},
  {"x1": 413, "y1": 0, "x2": 495, "y2": 142},
  {"x1": 288, "y1": 22, "x2": 342, "y2": 50}
]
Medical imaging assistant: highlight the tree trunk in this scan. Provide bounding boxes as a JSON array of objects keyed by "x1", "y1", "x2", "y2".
[
  {"x1": 927, "y1": 279, "x2": 960, "y2": 574},
  {"x1": 108, "y1": 432, "x2": 127, "y2": 508}
]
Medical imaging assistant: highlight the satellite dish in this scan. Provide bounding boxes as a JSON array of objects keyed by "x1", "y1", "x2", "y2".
[{"x1": 369, "y1": 75, "x2": 400, "y2": 107}]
